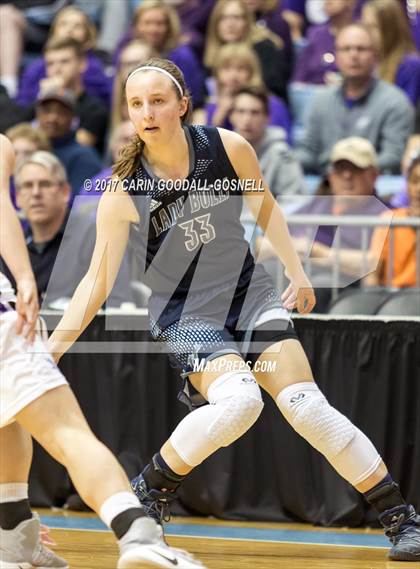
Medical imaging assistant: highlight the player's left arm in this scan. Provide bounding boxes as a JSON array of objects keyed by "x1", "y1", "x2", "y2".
[
  {"x1": 0, "y1": 134, "x2": 38, "y2": 339},
  {"x1": 219, "y1": 128, "x2": 315, "y2": 314}
]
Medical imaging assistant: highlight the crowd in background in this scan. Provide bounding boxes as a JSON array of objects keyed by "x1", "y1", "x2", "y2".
[{"x1": 0, "y1": 0, "x2": 419, "y2": 312}]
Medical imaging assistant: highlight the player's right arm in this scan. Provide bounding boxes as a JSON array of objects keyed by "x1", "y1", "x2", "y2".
[
  {"x1": 0, "y1": 134, "x2": 38, "y2": 340},
  {"x1": 48, "y1": 183, "x2": 139, "y2": 361}
]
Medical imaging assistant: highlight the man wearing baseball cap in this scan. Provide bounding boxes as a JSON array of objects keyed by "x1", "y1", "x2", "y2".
[
  {"x1": 258, "y1": 136, "x2": 390, "y2": 311},
  {"x1": 36, "y1": 87, "x2": 102, "y2": 195}
]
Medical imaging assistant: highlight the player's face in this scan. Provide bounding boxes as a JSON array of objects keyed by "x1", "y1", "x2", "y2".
[
  {"x1": 408, "y1": 163, "x2": 420, "y2": 215},
  {"x1": 335, "y1": 27, "x2": 376, "y2": 80},
  {"x1": 36, "y1": 101, "x2": 73, "y2": 139},
  {"x1": 135, "y1": 8, "x2": 168, "y2": 50},
  {"x1": 217, "y1": 63, "x2": 251, "y2": 93},
  {"x1": 218, "y1": 1, "x2": 248, "y2": 43},
  {"x1": 328, "y1": 160, "x2": 377, "y2": 196},
  {"x1": 45, "y1": 48, "x2": 85, "y2": 87},
  {"x1": 126, "y1": 71, "x2": 187, "y2": 143},
  {"x1": 16, "y1": 164, "x2": 69, "y2": 225},
  {"x1": 230, "y1": 94, "x2": 268, "y2": 144},
  {"x1": 54, "y1": 10, "x2": 88, "y2": 44}
]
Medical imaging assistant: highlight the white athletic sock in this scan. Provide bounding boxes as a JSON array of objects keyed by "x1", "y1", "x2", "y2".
[
  {"x1": 99, "y1": 491, "x2": 142, "y2": 528},
  {"x1": 0, "y1": 483, "x2": 29, "y2": 503}
]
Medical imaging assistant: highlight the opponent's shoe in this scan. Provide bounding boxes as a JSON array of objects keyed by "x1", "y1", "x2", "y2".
[
  {"x1": 0, "y1": 513, "x2": 68, "y2": 568},
  {"x1": 131, "y1": 474, "x2": 177, "y2": 526},
  {"x1": 380, "y1": 504, "x2": 420, "y2": 561},
  {"x1": 118, "y1": 517, "x2": 206, "y2": 568}
]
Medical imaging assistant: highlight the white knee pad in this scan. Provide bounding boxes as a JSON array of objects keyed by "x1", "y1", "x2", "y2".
[
  {"x1": 170, "y1": 370, "x2": 264, "y2": 467},
  {"x1": 276, "y1": 382, "x2": 381, "y2": 486}
]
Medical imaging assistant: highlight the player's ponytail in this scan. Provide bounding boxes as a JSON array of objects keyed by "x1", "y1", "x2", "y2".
[{"x1": 113, "y1": 134, "x2": 144, "y2": 180}]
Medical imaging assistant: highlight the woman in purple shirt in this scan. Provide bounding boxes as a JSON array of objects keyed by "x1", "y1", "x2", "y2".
[
  {"x1": 114, "y1": 0, "x2": 206, "y2": 109},
  {"x1": 17, "y1": 7, "x2": 112, "y2": 107},
  {"x1": 292, "y1": 0, "x2": 355, "y2": 84},
  {"x1": 197, "y1": 42, "x2": 292, "y2": 142},
  {"x1": 362, "y1": 0, "x2": 420, "y2": 105}
]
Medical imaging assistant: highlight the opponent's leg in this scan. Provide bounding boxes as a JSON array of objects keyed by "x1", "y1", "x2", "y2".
[
  {"x1": 254, "y1": 338, "x2": 420, "y2": 562},
  {"x1": 132, "y1": 353, "x2": 264, "y2": 525},
  {"x1": 0, "y1": 422, "x2": 68, "y2": 569},
  {"x1": 14, "y1": 385, "x2": 205, "y2": 568}
]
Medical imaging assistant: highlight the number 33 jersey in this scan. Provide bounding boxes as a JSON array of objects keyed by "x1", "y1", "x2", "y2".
[{"x1": 126, "y1": 125, "x2": 274, "y2": 329}]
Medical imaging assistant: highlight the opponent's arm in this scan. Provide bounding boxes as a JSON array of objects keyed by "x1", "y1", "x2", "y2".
[
  {"x1": 219, "y1": 129, "x2": 315, "y2": 314},
  {"x1": 48, "y1": 186, "x2": 138, "y2": 360},
  {"x1": 0, "y1": 134, "x2": 38, "y2": 339}
]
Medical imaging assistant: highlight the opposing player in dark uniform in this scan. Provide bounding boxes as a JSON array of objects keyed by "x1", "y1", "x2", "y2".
[{"x1": 49, "y1": 60, "x2": 420, "y2": 562}]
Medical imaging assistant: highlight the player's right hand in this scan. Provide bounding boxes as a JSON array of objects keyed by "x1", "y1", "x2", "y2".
[{"x1": 15, "y1": 278, "x2": 39, "y2": 342}]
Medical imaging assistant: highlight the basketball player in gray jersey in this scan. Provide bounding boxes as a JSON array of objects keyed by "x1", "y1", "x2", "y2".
[
  {"x1": 49, "y1": 60, "x2": 420, "y2": 562},
  {"x1": 0, "y1": 134, "x2": 205, "y2": 569}
]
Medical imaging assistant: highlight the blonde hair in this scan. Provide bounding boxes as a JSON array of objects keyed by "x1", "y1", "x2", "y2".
[
  {"x1": 15, "y1": 151, "x2": 68, "y2": 187},
  {"x1": 204, "y1": 0, "x2": 282, "y2": 68},
  {"x1": 363, "y1": 0, "x2": 415, "y2": 84},
  {"x1": 50, "y1": 6, "x2": 97, "y2": 51},
  {"x1": 212, "y1": 43, "x2": 263, "y2": 88},
  {"x1": 134, "y1": 0, "x2": 181, "y2": 53},
  {"x1": 111, "y1": 40, "x2": 158, "y2": 134},
  {"x1": 5, "y1": 123, "x2": 51, "y2": 151},
  {"x1": 113, "y1": 58, "x2": 192, "y2": 180}
]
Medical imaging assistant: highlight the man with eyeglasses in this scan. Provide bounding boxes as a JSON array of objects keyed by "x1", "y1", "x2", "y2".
[
  {"x1": 296, "y1": 23, "x2": 414, "y2": 175},
  {"x1": 0, "y1": 151, "x2": 132, "y2": 309}
]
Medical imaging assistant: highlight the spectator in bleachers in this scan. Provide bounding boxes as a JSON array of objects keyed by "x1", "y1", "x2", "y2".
[
  {"x1": 17, "y1": 6, "x2": 112, "y2": 107},
  {"x1": 111, "y1": 40, "x2": 157, "y2": 135},
  {"x1": 41, "y1": 37, "x2": 108, "y2": 152},
  {"x1": 295, "y1": 23, "x2": 414, "y2": 174},
  {"x1": 5, "y1": 123, "x2": 51, "y2": 165},
  {"x1": 258, "y1": 137, "x2": 390, "y2": 311},
  {"x1": 0, "y1": 151, "x2": 133, "y2": 308},
  {"x1": 292, "y1": 0, "x2": 355, "y2": 85},
  {"x1": 230, "y1": 86, "x2": 303, "y2": 195},
  {"x1": 35, "y1": 87, "x2": 102, "y2": 195},
  {"x1": 390, "y1": 134, "x2": 420, "y2": 208},
  {"x1": 197, "y1": 43, "x2": 291, "y2": 141},
  {"x1": 408, "y1": 0, "x2": 420, "y2": 52},
  {"x1": 204, "y1": 0, "x2": 289, "y2": 101},
  {"x1": 76, "y1": 120, "x2": 136, "y2": 216},
  {"x1": 173, "y1": 0, "x2": 216, "y2": 61},
  {"x1": 367, "y1": 153, "x2": 420, "y2": 288},
  {"x1": 243, "y1": 0, "x2": 294, "y2": 79},
  {"x1": 361, "y1": 0, "x2": 420, "y2": 105},
  {"x1": 114, "y1": 0, "x2": 205, "y2": 109},
  {"x1": 281, "y1": 0, "x2": 364, "y2": 41},
  {"x1": 5, "y1": 122, "x2": 51, "y2": 210}
]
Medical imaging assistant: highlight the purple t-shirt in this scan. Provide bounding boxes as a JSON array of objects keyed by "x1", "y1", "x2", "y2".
[
  {"x1": 409, "y1": 11, "x2": 420, "y2": 52},
  {"x1": 205, "y1": 95, "x2": 292, "y2": 143},
  {"x1": 396, "y1": 53, "x2": 420, "y2": 105},
  {"x1": 292, "y1": 23, "x2": 336, "y2": 84},
  {"x1": 17, "y1": 51, "x2": 112, "y2": 106}
]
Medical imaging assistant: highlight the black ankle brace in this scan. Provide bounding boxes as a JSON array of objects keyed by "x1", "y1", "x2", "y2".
[
  {"x1": 364, "y1": 475, "x2": 406, "y2": 515},
  {"x1": 142, "y1": 453, "x2": 185, "y2": 492}
]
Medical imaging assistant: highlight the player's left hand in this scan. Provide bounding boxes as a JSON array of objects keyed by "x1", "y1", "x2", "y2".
[
  {"x1": 282, "y1": 273, "x2": 316, "y2": 314},
  {"x1": 15, "y1": 277, "x2": 39, "y2": 342}
]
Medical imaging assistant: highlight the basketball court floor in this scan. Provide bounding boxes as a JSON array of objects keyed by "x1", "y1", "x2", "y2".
[{"x1": 37, "y1": 509, "x2": 420, "y2": 569}]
